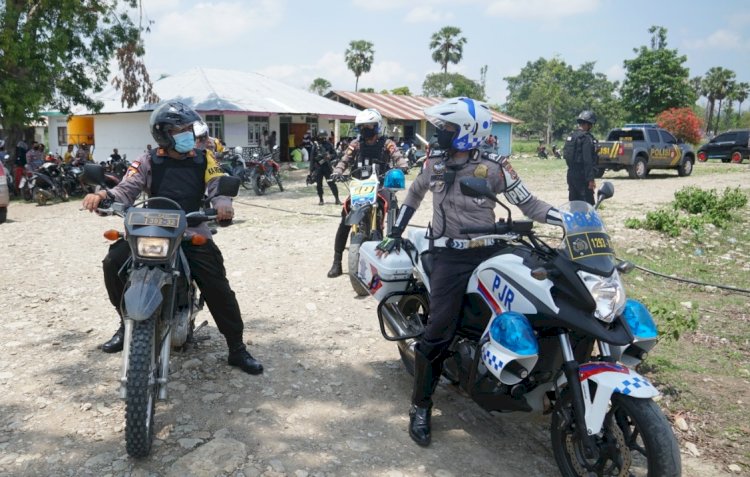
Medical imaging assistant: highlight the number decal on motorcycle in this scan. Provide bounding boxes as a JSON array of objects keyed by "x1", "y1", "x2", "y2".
[{"x1": 565, "y1": 231, "x2": 613, "y2": 259}]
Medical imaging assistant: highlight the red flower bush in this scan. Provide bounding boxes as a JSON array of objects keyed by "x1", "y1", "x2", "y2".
[{"x1": 656, "y1": 108, "x2": 703, "y2": 145}]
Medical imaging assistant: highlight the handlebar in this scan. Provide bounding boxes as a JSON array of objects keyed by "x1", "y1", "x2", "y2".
[{"x1": 459, "y1": 220, "x2": 534, "y2": 236}]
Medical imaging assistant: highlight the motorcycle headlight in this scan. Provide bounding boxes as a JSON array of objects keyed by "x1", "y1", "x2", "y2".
[
  {"x1": 136, "y1": 237, "x2": 170, "y2": 258},
  {"x1": 577, "y1": 270, "x2": 626, "y2": 323}
]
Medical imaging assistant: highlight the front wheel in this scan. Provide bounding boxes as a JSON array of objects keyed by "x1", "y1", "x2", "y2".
[
  {"x1": 252, "y1": 174, "x2": 265, "y2": 196},
  {"x1": 628, "y1": 157, "x2": 648, "y2": 179},
  {"x1": 125, "y1": 318, "x2": 158, "y2": 458},
  {"x1": 275, "y1": 172, "x2": 284, "y2": 191},
  {"x1": 677, "y1": 157, "x2": 694, "y2": 177},
  {"x1": 348, "y1": 231, "x2": 370, "y2": 296},
  {"x1": 731, "y1": 150, "x2": 743, "y2": 164},
  {"x1": 551, "y1": 393, "x2": 681, "y2": 477},
  {"x1": 240, "y1": 170, "x2": 252, "y2": 190}
]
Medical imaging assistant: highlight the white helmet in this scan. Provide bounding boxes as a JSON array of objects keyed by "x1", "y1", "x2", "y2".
[
  {"x1": 234, "y1": 146, "x2": 243, "y2": 155},
  {"x1": 424, "y1": 97, "x2": 492, "y2": 151},
  {"x1": 354, "y1": 108, "x2": 384, "y2": 134},
  {"x1": 193, "y1": 120, "x2": 209, "y2": 139}
]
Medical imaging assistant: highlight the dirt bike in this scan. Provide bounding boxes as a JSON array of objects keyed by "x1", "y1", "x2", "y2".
[
  {"x1": 247, "y1": 145, "x2": 282, "y2": 195},
  {"x1": 337, "y1": 165, "x2": 404, "y2": 296},
  {"x1": 356, "y1": 180, "x2": 680, "y2": 477},
  {"x1": 83, "y1": 164, "x2": 241, "y2": 458}
]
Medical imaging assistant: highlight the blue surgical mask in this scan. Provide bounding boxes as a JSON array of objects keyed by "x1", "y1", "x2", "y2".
[{"x1": 173, "y1": 131, "x2": 195, "y2": 153}]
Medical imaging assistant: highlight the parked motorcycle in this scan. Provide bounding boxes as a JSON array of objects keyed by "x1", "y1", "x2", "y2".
[
  {"x1": 356, "y1": 180, "x2": 680, "y2": 476},
  {"x1": 247, "y1": 145, "x2": 283, "y2": 195},
  {"x1": 337, "y1": 166, "x2": 405, "y2": 296},
  {"x1": 83, "y1": 164, "x2": 241, "y2": 458},
  {"x1": 552, "y1": 144, "x2": 562, "y2": 159},
  {"x1": 537, "y1": 143, "x2": 549, "y2": 159},
  {"x1": 30, "y1": 161, "x2": 69, "y2": 205}
]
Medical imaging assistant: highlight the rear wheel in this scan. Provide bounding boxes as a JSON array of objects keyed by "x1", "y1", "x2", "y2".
[
  {"x1": 551, "y1": 392, "x2": 681, "y2": 477},
  {"x1": 395, "y1": 293, "x2": 430, "y2": 376},
  {"x1": 731, "y1": 151, "x2": 743, "y2": 164},
  {"x1": 252, "y1": 174, "x2": 264, "y2": 196},
  {"x1": 240, "y1": 170, "x2": 252, "y2": 190},
  {"x1": 628, "y1": 157, "x2": 648, "y2": 179},
  {"x1": 125, "y1": 317, "x2": 158, "y2": 458},
  {"x1": 677, "y1": 157, "x2": 693, "y2": 177},
  {"x1": 348, "y1": 231, "x2": 370, "y2": 296},
  {"x1": 275, "y1": 171, "x2": 284, "y2": 191}
]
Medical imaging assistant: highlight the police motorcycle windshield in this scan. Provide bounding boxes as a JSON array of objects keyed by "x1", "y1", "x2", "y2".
[{"x1": 557, "y1": 201, "x2": 616, "y2": 276}]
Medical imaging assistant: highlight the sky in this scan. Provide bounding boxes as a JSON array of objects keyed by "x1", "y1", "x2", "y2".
[{"x1": 137, "y1": 0, "x2": 750, "y2": 106}]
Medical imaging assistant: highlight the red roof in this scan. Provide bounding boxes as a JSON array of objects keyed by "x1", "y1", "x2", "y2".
[{"x1": 328, "y1": 91, "x2": 521, "y2": 124}]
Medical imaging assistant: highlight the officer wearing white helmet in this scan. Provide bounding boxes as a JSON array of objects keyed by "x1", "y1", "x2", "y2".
[
  {"x1": 326, "y1": 108, "x2": 408, "y2": 277},
  {"x1": 376, "y1": 97, "x2": 563, "y2": 447}
]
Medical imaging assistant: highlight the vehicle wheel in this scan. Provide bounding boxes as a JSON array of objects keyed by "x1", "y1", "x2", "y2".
[
  {"x1": 34, "y1": 189, "x2": 47, "y2": 206},
  {"x1": 697, "y1": 151, "x2": 708, "y2": 162},
  {"x1": 275, "y1": 172, "x2": 284, "y2": 192},
  {"x1": 677, "y1": 157, "x2": 694, "y2": 177},
  {"x1": 125, "y1": 317, "x2": 158, "y2": 458},
  {"x1": 240, "y1": 171, "x2": 252, "y2": 190},
  {"x1": 348, "y1": 231, "x2": 370, "y2": 296},
  {"x1": 731, "y1": 151, "x2": 743, "y2": 164},
  {"x1": 0, "y1": 207, "x2": 7, "y2": 224},
  {"x1": 60, "y1": 187, "x2": 70, "y2": 202},
  {"x1": 628, "y1": 157, "x2": 648, "y2": 179},
  {"x1": 594, "y1": 167, "x2": 605, "y2": 179},
  {"x1": 551, "y1": 392, "x2": 681, "y2": 477},
  {"x1": 252, "y1": 175, "x2": 264, "y2": 196},
  {"x1": 396, "y1": 293, "x2": 430, "y2": 376}
]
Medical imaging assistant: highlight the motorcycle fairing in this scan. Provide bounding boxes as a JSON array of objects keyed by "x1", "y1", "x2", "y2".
[
  {"x1": 569, "y1": 362, "x2": 658, "y2": 435},
  {"x1": 123, "y1": 267, "x2": 171, "y2": 321}
]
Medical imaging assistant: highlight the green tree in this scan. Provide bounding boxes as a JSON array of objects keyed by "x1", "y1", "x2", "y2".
[
  {"x1": 620, "y1": 26, "x2": 696, "y2": 122},
  {"x1": 0, "y1": 0, "x2": 158, "y2": 145},
  {"x1": 390, "y1": 86, "x2": 411, "y2": 96},
  {"x1": 359, "y1": 87, "x2": 375, "y2": 93},
  {"x1": 702, "y1": 67, "x2": 736, "y2": 134},
  {"x1": 344, "y1": 40, "x2": 374, "y2": 92},
  {"x1": 733, "y1": 82, "x2": 750, "y2": 124},
  {"x1": 309, "y1": 77, "x2": 331, "y2": 96},
  {"x1": 422, "y1": 72, "x2": 484, "y2": 100},
  {"x1": 429, "y1": 26, "x2": 467, "y2": 74}
]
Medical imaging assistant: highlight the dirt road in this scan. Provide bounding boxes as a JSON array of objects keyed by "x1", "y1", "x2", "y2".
[{"x1": 0, "y1": 161, "x2": 746, "y2": 476}]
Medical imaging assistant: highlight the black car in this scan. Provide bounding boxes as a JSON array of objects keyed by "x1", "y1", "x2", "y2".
[{"x1": 697, "y1": 129, "x2": 750, "y2": 163}]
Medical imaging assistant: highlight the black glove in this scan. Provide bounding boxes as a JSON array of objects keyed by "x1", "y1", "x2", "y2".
[
  {"x1": 376, "y1": 236, "x2": 402, "y2": 255},
  {"x1": 330, "y1": 172, "x2": 344, "y2": 182},
  {"x1": 305, "y1": 174, "x2": 313, "y2": 185}
]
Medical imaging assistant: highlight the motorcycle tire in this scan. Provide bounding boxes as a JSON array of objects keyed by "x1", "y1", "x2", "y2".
[
  {"x1": 395, "y1": 293, "x2": 430, "y2": 376},
  {"x1": 275, "y1": 172, "x2": 284, "y2": 192},
  {"x1": 551, "y1": 391, "x2": 680, "y2": 477},
  {"x1": 22, "y1": 187, "x2": 32, "y2": 202},
  {"x1": 240, "y1": 170, "x2": 252, "y2": 190},
  {"x1": 252, "y1": 175, "x2": 265, "y2": 196},
  {"x1": 125, "y1": 317, "x2": 158, "y2": 458},
  {"x1": 34, "y1": 189, "x2": 47, "y2": 206},
  {"x1": 347, "y1": 231, "x2": 369, "y2": 296}
]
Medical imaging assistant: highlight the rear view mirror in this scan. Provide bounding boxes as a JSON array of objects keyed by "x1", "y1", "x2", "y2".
[
  {"x1": 83, "y1": 163, "x2": 106, "y2": 187},
  {"x1": 459, "y1": 177, "x2": 494, "y2": 199},
  {"x1": 217, "y1": 175, "x2": 240, "y2": 197}
]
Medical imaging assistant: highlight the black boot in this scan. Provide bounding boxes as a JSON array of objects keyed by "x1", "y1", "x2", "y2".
[
  {"x1": 409, "y1": 343, "x2": 444, "y2": 446},
  {"x1": 227, "y1": 342, "x2": 264, "y2": 375},
  {"x1": 327, "y1": 252, "x2": 343, "y2": 278},
  {"x1": 101, "y1": 321, "x2": 125, "y2": 353}
]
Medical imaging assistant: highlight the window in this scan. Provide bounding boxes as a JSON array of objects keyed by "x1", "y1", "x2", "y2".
[
  {"x1": 205, "y1": 115, "x2": 223, "y2": 141},
  {"x1": 57, "y1": 127, "x2": 68, "y2": 146},
  {"x1": 713, "y1": 132, "x2": 736, "y2": 143},
  {"x1": 659, "y1": 130, "x2": 678, "y2": 144},
  {"x1": 306, "y1": 116, "x2": 318, "y2": 137},
  {"x1": 607, "y1": 130, "x2": 644, "y2": 141},
  {"x1": 647, "y1": 129, "x2": 660, "y2": 143},
  {"x1": 247, "y1": 116, "x2": 269, "y2": 146}
]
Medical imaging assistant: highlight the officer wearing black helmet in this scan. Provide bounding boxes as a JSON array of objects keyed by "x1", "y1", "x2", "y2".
[
  {"x1": 562, "y1": 110, "x2": 598, "y2": 205},
  {"x1": 81, "y1": 101, "x2": 264, "y2": 376},
  {"x1": 309, "y1": 129, "x2": 341, "y2": 205}
]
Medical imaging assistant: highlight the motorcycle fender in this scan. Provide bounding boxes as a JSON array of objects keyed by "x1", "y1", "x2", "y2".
[
  {"x1": 123, "y1": 267, "x2": 171, "y2": 321},
  {"x1": 345, "y1": 204, "x2": 372, "y2": 226},
  {"x1": 567, "y1": 362, "x2": 659, "y2": 435}
]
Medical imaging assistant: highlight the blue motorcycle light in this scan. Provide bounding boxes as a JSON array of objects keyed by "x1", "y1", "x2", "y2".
[
  {"x1": 383, "y1": 169, "x2": 405, "y2": 189},
  {"x1": 622, "y1": 299, "x2": 658, "y2": 339},
  {"x1": 489, "y1": 312, "x2": 538, "y2": 356}
]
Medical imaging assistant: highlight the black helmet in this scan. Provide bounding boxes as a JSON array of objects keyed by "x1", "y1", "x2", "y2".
[
  {"x1": 150, "y1": 101, "x2": 202, "y2": 149},
  {"x1": 577, "y1": 110, "x2": 596, "y2": 125}
]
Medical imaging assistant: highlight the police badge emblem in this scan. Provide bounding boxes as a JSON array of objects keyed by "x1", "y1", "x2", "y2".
[{"x1": 474, "y1": 164, "x2": 488, "y2": 178}]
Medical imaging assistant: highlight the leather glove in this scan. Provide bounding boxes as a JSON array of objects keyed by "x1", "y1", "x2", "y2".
[
  {"x1": 330, "y1": 172, "x2": 344, "y2": 182},
  {"x1": 305, "y1": 174, "x2": 313, "y2": 185},
  {"x1": 376, "y1": 236, "x2": 402, "y2": 255}
]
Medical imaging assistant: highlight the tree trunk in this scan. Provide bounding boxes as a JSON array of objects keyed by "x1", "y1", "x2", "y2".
[
  {"x1": 546, "y1": 104, "x2": 552, "y2": 146},
  {"x1": 355, "y1": 76, "x2": 359, "y2": 93},
  {"x1": 716, "y1": 99, "x2": 723, "y2": 133},
  {"x1": 706, "y1": 100, "x2": 715, "y2": 136}
]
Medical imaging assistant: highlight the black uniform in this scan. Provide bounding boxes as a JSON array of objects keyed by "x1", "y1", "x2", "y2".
[
  {"x1": 310, "y1": 140, "x2": 340, "y2": 203},
  {"x1": 564, "y1": 129, "x2": 597, "y2": 205}
]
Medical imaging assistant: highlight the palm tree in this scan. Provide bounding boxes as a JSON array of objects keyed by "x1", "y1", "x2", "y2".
[
  {"x1": 733, "y1": 82, "x2": 749, "y2": 124},
  {"x1": 429, "y1": 26, "x2": 467, "y2": 74},
  {"x1": 345, "y1": 40, "x2": 374, "y2": 92},
  {"x1": 309, "y1": 77, "x2": 331, "y2": 96},
  {"x1": 702, "y1": 67, "x2": 735, "y2": 134}
]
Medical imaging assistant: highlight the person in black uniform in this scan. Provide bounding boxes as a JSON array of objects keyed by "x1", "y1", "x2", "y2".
[
  {"x1": 309, "y1": 129, "x2": 341, "y2": 205},
  {"x1": 563, "y1": 110, "x2": 598, "y2": 205},
  {"x1": 81, "y1": 101, "x2": 263, "y2": 375},
  {"x1": 376, "y1": 97, "x2": 562, "y2": 447}
]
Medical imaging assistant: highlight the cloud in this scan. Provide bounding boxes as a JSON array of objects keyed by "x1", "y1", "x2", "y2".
[
  {"x1": 404, "y1": 6, "x2": 454, "y2": 23},
  {"x1": 604, "y1": 63, "x2": 625, "y2": 82},
  {"x1": 684, "y1": 29, "x2": 746, "y2": 50},
  {"x1": 485, "y1": 0, "x2": 599, "y2": 19},
  {"x1": 151, "y1": 0, "x2": 284, "y2": 48}
]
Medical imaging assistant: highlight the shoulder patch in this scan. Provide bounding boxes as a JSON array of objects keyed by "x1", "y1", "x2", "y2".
[
  {"x1": 481, "y1": 151, "x2": 506, "y2": 164},
  {"x1": 125, "y1": 160, "x2": 141, "y2": 178}
]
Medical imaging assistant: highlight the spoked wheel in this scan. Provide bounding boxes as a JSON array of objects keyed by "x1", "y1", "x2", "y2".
[
  {"x1": 275, "y1": 172, "x2": 284, "y2": 191},
  {"x1": 240, "y1": 170, "x2": 252, "y2": 190},
  {"x1": 551, "y1": 393, "x2": 681, "y2": 477},
  {"x1": 125, "y1": 317, "x2": 159, "y2": 458},
  {"x1": 253, "y1": 174, "x2": 265, "y2": 196}
]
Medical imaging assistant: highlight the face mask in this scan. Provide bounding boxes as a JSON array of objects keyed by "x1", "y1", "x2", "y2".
[
  {"x1": 173, "y1": 131, "x2": 195, "y2": 153},
  {"x1": 436, "y1": 128, "x2": 456, "y2": 149},
  {"x1": 360, "y1": 127, "x2": 377, "y2": 139}
]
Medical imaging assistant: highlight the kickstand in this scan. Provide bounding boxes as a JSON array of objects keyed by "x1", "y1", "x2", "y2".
[{"x1": 190, "y1": 320, "x2": 211, "y2": 343}]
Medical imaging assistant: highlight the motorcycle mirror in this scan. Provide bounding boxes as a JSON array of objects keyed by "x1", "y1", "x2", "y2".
[
  {"x1": 597, "y1": 181, "x2": 614, "y2": 201},
  {"x1": 82, "y1": 163, "x2": 106, "y2": 186},
  {"x1": 216, "y1": 175, "x2": 241, "y2": 197},
  {"x1": 459, "y1": 177, "x2": 497, "y2": 202}
]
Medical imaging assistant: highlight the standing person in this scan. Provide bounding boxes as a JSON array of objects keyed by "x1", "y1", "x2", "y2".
[
  {"x1": 261, "y1": 130, "x2": 269, "y2": 149},
  {"x1": 110, "y1": 148, "x2": 122, "y2": 162},
  {"x1": 26, "y1": 143, "x2": 44, "y2": 172},
  {"x1": 374, "y1": 97, "x2": 562, "y2": 446},
  {"x1": 326, "y1": 108, "x2": 408, "y2": 278},
  {"x1": 563, "y1": 110, "x2": 598, "y2": 205},
  {"x1": 81, "y1": 101, "x2": 263, "y2": 375},
  {"x1": 268, "y1": 131, "x2": 277, "y2": 150},
  {"x1": 302, "y1": 130, "x2": 313, "y2": 163},
  {"x1": 14, "y1": 139, "x2": 28, "y2": 191},
  {"x1": 310, "y1": 129, "x2": 341, "y2": 205},
  {"x1": 75, "y1": 142, "x2": 92, "y2": 164}
]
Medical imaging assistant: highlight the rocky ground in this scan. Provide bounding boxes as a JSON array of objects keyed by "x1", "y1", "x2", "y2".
[{"x1": 0, "y1": 160, "x2": 747, "y2": 477}]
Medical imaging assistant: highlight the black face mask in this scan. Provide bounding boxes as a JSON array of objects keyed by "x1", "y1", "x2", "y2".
[
  {"x1": 436, "y1": 128, "x2": 456, "y2": 149},
  {"x1": 360, "y1": 128, "x2": 377, "y2": 139}
]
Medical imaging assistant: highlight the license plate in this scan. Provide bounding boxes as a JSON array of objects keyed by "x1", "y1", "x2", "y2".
[{"x1": 127, "y1": 211, "x2": 181, "y2": 228}]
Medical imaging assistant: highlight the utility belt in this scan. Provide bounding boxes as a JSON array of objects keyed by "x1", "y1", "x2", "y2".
[{"x1": 432, "y1": 237, "x2": 502, "y2": 250}]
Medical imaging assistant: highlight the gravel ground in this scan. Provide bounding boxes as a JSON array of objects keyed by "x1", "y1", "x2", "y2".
[{"x1": 0, "y1": 161, "x2": 747, "y2": 477}]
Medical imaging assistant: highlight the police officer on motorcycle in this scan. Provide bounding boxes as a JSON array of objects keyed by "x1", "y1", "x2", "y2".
[
  {"x1": 81, "y1": 101, "x2": 263, "y2": 375},
  {"x1": 309, "y1": 129, "x2": 341, "y2": 205},
  {"x1": 326, "y1": 108, "x2": 408, "y2": 278},
  {"x1": 563, "y1": 110, "x2": 598, "y2": 205},
  {"x1": 376, "y1": 97, "x2": 563, "y2": 446}
]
